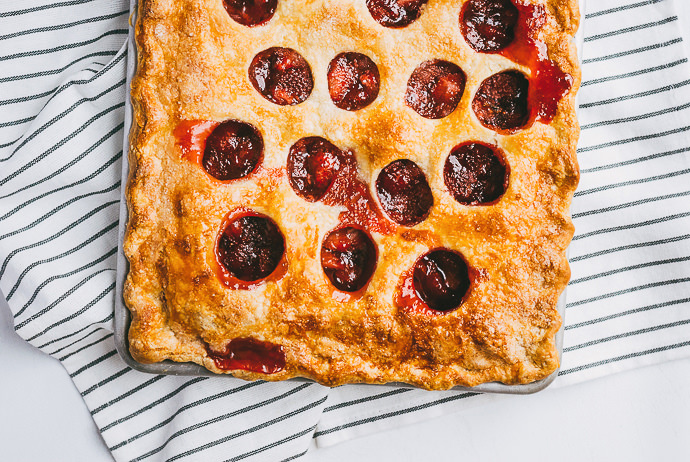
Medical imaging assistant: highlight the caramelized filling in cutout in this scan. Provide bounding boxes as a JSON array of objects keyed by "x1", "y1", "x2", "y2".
[{"x1": 207, "y1": 338, "x2": 286, "y2": 374}]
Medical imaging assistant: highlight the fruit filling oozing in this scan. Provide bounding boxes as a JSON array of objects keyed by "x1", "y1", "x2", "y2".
[
  {"x1": 321, "y1": 227, "x2": 378, "y2": 293},
  {"x1": 327, "y1": 52, "x2": 381, "y2": 111},
  {"x1": 405, "y1": 59, "x2": 467, "y2": 119},
  {"x1": 249, "y1": 47, "x2": 314, "y2": 105},
  {"x1": 285, "y1": 136, "x2": 394, "y2": 234},
  {"x1": 460, "y1": 0, "x2": 573, "y2": 124},
  {"x1": 202, "y1": 120, "x2": 263, "y2": 181},
  {"x1": 366, "y1": 0, "x2": 429, "y2": 28},
  {"x1": 174, "y1": 120, "x2": 219, "y2": 164},
  {"x1": 375, "y1": 159, "x2": 433, "y2": 226},
  {"x1": 222, "y1": 0, "x2": 278, "y2": 27},
  {"x1": 206, "y1": 338, "x2": 286, "y2": 374},
  {"x1": 216, "y1": 211, "x2": 285, "y2": 283},
  {"x1": 444, "y1": 142, "x2": 508, "y2": 205}
]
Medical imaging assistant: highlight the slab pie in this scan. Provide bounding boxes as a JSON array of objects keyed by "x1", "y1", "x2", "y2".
[{"x1": 124, "y1": 0, "x2": 581, "y2": 390}]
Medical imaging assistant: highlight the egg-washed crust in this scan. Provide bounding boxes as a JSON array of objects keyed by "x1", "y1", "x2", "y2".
[{"x1": 124, "y1": 0, "x2": 580, "y2": 390}]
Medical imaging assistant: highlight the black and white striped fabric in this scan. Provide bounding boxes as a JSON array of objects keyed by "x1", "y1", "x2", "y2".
[{"x1": 1, "y1": 0, "x2": 689, "y2": 460}]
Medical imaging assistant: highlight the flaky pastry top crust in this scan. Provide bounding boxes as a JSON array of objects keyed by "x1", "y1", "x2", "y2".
[{"x1": 124, "y1": 0, "x2": 580, "y2": 390}]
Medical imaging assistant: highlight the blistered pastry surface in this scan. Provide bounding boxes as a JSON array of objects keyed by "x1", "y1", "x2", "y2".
[{"x1": 124, "y1": 0, "x2": 580, "y2": 389}]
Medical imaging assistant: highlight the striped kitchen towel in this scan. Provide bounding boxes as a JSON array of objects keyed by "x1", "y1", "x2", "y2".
[{"x1": 1, "y1": 0, "x2": 689, "y2": 460}]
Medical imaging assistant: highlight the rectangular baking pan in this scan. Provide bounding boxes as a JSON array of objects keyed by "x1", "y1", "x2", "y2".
[{"x1": 115, "y1": 0, "x2": 586, "y2": 394}]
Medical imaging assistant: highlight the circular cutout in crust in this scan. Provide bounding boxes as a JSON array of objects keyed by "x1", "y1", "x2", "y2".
[
  {"x1": 287, "y1": 136, "x2": 342, "y2": 202},
  {"x1": 248, "y1": 47, "x2": 314, "y2": 106},
  {"x1": 413, "y1": 249, "x2": 471, "y2": 312},
  {"x1": 327, "y1": 52, "x2": 381, "y2": 111},
  {"x1": 472, "y1": 70, "x2": 529, "y2": 132},
  {"x1": 222, "y1": 0, "x2": 278, "y2": 27},
  {"x1": 202, "y1": 120, "x2": 263, "y2": 181},
  {"x1": 444, "y1": 142, "x2": 508, "y2": 205},
  {"x1": 405, "y1": 59, "x2": 467, "y2": 119},
  {"x1": 460, "y1": 0, "x2": 519, "y2": 53},
  {"x1": 321, "y1": 226, "x2": 377, "y2": 293},
  {"x1": 366, "y1": 0, "x2": 428, "y2": 28},
  {"x1": 216, "y1": 211, "x2": 285, "y2": 283},
  {"x1": 375, "y1": 159, "x2": 434, "y2": 226}
]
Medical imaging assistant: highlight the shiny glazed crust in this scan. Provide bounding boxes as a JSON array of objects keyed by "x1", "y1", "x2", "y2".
[{"x1": 124, "y1": 0, "x2": 580, "y2": 390}]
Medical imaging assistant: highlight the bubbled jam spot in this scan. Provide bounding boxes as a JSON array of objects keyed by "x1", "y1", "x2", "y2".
[
  {"x1": 321, "y1": 226, "x2": 378, "y2": 293},
  {"x1": 288, "y1": 137, "x2": 342, "y2": 202},
  {"x1": 375, "y1": 159, "x2": 433, "y2": 226},
  {"x1": 472, "y1": 70, "x2": 529, "y2": 132},
  {"x1": 366, "y1": 0, "x2": 428, "y2": 28},
  {"x1": 444, "y1": 142, "x2": 508, "y2": 205},
  {"x1": 397, "y1": 248, "x2": 471, "y2": 313},
  {"x1": 206, "y1": 338, "x2": 286, "y2": 374},
  {"x1": 201, "y1": 120, "x2": 263, "y2": 181},
  {"x1": 222, "y1": 0, "x2": 277, "y2": 27},
  {"x1": 249, "y1": 47, "x2": 314, "y2": 106},
  {"x1": 216, "y1": 210, "x2": 285, "y2": 285},
  {"x1": 405, "y1": 59, "x2": 467, "y2": 119},
  {"x1": 327, "y1": 52, "x2": 381, "y2": 111},
  {"x1": 460, "y1": 0, "x2": 519, "y2": 53}
]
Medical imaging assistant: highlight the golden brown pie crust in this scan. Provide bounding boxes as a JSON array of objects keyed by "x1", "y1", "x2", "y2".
[{"x1": 124, "y1": 0, "x2": 580, "y2": 390}]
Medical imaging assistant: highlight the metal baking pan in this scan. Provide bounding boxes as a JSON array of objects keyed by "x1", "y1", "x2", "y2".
[{"x1": 115, "y1": 0, "x2": 586, "y2": 393}]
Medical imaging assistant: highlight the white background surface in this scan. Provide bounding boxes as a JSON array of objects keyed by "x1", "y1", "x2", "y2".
[{"x1": 2, "y1": 3, "x2": 690, "y2": 461}]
